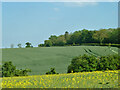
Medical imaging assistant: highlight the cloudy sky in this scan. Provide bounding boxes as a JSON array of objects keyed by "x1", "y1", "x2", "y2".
[{"x1": 2, "y1": 2, "x2": 118, "y2": 48}]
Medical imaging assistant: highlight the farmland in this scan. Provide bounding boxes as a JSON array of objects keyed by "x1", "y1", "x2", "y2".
[
  {"x1": 1, "y1": 70, "x2": 119, "y2": 88},
  {"x1": 2, "y1": 46, "x2": 118, "y2": 75}
]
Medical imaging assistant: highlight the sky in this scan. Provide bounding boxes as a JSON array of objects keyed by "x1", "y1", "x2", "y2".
[{"x1": 2, "y1": 2, "x2": 118, "y2": 48}]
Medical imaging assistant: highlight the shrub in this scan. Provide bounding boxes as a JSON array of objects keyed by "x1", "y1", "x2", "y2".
[
  {"x1": 14, "y1": 69, "x2": 31, "y2": 76},
  {"x1": 44, "y1": 40, "x2": 52, "y2": 47},
  {"x1": 38, "y1": 44, "x2": 44, "y2": 47},
  {"x1": 67, "y1": 54, "x2": 98, "y2": 73},
  {"x1": 97, "y1": 55, "x2": 120, "y2": 70},
  {"x1": 67, "y1": 54, "x2": 120, "y2": 73},
  {"x1": 2, "y1": 61, "x2": 16, "y2": 77},
  {"x1": 46, "y1": 68, "x2": 59, "y2": 74},
  {"x1": 2, "y1": 61, "x2": 31, "y2": 77}
]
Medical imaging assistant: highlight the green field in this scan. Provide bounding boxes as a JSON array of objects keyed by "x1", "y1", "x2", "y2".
[{"x1": 2, "y1": 46, "x2": 118, "y2": 75}]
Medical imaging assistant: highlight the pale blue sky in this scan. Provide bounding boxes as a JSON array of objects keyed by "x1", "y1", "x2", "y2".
[{"x1": 2, "y1": 2, "x2": 118, "y2": 48}]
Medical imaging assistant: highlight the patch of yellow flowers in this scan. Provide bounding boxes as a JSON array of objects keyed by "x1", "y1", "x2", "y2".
[{"x1": 1, "y1": 70, "x2": 119, "y2": 88}]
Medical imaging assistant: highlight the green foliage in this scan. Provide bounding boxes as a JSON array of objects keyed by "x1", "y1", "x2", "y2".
[
  {"x1": 46, "y1": 68, "x2": 59, "y2": 74},
  {"x1": 49, "y1": 35, "x2": 58, "y2": 46},
  {"x1": 55, "y1": 35, "x2": 66, "y2": 46},
  {"x1": 67, "y1": 54, "x2": 120, "y2": 73},
  {"x1": 42, "y1": 28, "x2": 119, "y2": 46},
  {"x1": 67, "y1": 54, "x2": 98, "y2": 73},
  {"x1": 93, "y1": 29, "x2": 108, "y2": 45},
  {"x1": 97, "y1": 55, "x2": 120, "y2": 70},
  {"x1": 44, "y1": 40, "x2": 52, "y2": 47},
  {"x1": 72, "y1": 43, "x2": 76, "y2": 46},
  {"x1": 2, "y1": 61, "x2": 31, "y2": 77},
  {"x1": 15, "y1": 69, "x2": 31, "y2": 76},
  {"x1": 64, "y1": 31, "x2": 69, "y2": 41},
  {"x1": 38, "y1": 44, "x2": 44, "y2": 47},
  {"x1": 2, "y1": 61, "x2": 16, "y2": 77},
  {"x1": 25, "y1": 42, "x2": 32, "y2": 48}
]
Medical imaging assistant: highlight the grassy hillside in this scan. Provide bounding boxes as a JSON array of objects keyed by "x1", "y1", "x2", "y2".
[
  {"x1": 2, "y1": 70, "x2": 119, "y2": 88},
  {"x1": 2, "y1": 46, "x2": 118, "y2": 75}
]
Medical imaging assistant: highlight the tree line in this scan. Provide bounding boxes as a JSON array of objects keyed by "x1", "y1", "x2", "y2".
[
  {"x1": 10, "y1": 28, "x2": 119, "y2": 48},
  {"x1": 38, "y1": 28, "x2": 119, "y2": 47}
]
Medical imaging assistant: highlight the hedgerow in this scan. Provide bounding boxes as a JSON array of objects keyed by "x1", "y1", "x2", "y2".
[{"x1": 67, "y1": 54, "x2": 120, "y2": 73}]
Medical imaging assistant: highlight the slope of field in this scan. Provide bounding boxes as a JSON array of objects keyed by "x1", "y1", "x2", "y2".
[
  {"x1": 1, "y1": 70, "x2": 119, "y2": 88},
  {"x1": 2, "y1": 46, "x2": 118, "y2": 75}
]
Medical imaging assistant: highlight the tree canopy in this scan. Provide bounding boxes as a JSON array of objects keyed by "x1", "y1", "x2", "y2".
[{"x1": 38, "y1": 28, "x2": 119, "y2": 47}]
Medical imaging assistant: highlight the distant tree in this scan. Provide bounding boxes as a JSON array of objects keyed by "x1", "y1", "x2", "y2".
[
  {"x1": 108, "y1": 28, "x2": 118, "y2": 44},
  {"x1": 80, "y1": 29, "x2": 95, "y2": 43},
  {"x1": 49, "y1": 35, "x2": 58, "y2": 46},
  {"x1": 69, "y1": 31, "x2": 81, "y2": 44},
  {"x1": 10, "y1": 44, "x2": 14, "y2": 48},
  {"x1": 42, "y1": 28, "x2": 119, "y2": 46},
  {"x1": 56, "y1": 35, "x2": 66, "y2": 46},
  {"x1": 17, "y1": 44, "x2": 22, "y2": 48},
  {"x1": 64, "y1": 31, "x2": 69, "y2": 40},
  {"x1": 118, "y1": 28, "x2": 120, "y2": 44},
  {"x1": 93, "y1": 29, "x2": 108, "y2": 45},
  {"x1": 44, "y1": 40, "x2": 52, "y2": 47},
  {"x1": 38, "y1": 44, "x2": 44, "y2": 47},
  {"x1": 25, "y1": 42, "x2": 31, "y2": 48},
  {"x1": 46, "y1": 68, "x2": 59, "y2": 74}
]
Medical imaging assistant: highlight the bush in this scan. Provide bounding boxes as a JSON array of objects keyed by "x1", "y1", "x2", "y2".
[
  {"x1": 67, "y1": 54, "x2": 120, "y2": 73},
  {"x1": 44, "y1": 40, "x2": 52, "y2": 47},
  {"x1": 97, "y1": 55, "x2": 120, "y2": 70},
  {"x1": 38, "y1": 44, "x2": 44, "y2": 47},
  {"x1": 67, "y1": 54, "x2": 98, "y2": 73},
  {"x1": 46, "y1": 68, "x2": 59, "y2": 74},
  {"x1": 2, "y1": 61, "x2": 31, "y2": 77}
]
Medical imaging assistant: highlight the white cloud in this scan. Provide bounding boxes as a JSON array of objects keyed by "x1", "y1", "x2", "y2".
[{"x1": 53, "y1": 8, "x2": 59, "y2": 11}]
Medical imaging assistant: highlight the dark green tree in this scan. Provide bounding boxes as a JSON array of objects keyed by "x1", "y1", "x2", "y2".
[
  {"x1": 38, "y1": 44, "x2": 44, "y2": 47},
  {"x1": 25, "y1": 42, "x2": 31, "y2": 48},
  {"x1": 46, "y1": 68, "x2": 59, "y2": 74},
  {"x1": 64, "y1": 31, "x2": 69, "y2": 40},
  {"x1": 49, "y1": 35, "x2": 58, "y2": 46},
  {"x1": 2, "y1": 61, "x2": 31, "y2": 77},
  {"x1": 69, "y1": 31, "x2": 81, "y2": 44},
  {"x1": 44, "y1": 40, "x2": 52, "y2": 47},
  {"x1": 56, "y1": 35, "x2": 66, "y2": 46},
  {"x1": 2, "y1": 61, "x2": 16, "y2": 77},
  {"x1": 93, "y1": 29, "x2": 108, "y2": 45}
]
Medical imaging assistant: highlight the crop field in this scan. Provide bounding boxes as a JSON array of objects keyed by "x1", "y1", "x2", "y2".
[
  {"x1": 1, "y1": 70, "x2": 119, "y2": 88},
  {"x1": 2, "y1": 46, "x2": 118, "y2": 75}
]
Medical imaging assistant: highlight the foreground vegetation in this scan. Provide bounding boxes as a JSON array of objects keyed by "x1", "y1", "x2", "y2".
[
  {"x1": 2, "y1": 70, "x2": 119, "y2": 88},
  {"x1": 2, "y1": 46, "x2": 118, "y2": 75},
  {"x1": 2, "y1": 61, "x2": 31, "y2": 77},
  {"x1": 68, "y1": 54, "x2": 120, "y2": 73}
]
